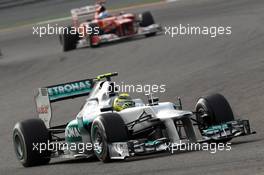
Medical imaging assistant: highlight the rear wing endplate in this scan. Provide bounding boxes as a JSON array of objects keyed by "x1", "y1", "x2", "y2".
[
  {"x1": 71, "y1": 5, "x2": 98, "y2": 19},
  {"x1": 35, "y1": 79, "x2": 94, "y2": 128}
]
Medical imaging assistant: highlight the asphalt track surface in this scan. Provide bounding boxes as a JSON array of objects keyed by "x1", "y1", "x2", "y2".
[{"x1": 1, "y1": 0, "x2": 264, "y2": 174}]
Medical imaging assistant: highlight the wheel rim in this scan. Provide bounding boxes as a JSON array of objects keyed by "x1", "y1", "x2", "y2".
[
  {"x1": 197, "y1": 108, "x2": 209, "y2": 131},
  {"x1": 93, "y1": 126, "x2": 104, "y2": 155},
  {"x1": 14, "y1": 133, "x2": 24, "y2": 160}
]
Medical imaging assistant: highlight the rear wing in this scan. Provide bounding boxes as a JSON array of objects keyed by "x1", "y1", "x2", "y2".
[
  {"x1": 35, "y1": 72, "x2": 118, "y2": 128},
  {"x1": 35, "y1": 79, "x2": 94, "y2": 128},
  {"x1": 71, "y1": 5, "x2": 98, "y2": 25}
]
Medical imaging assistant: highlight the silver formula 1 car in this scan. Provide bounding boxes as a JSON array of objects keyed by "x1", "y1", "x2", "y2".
[{"x1": 13, "y1": 73, "x2": 255, "y2": 167}]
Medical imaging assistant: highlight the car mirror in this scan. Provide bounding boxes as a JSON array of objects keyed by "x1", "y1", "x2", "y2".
[
  {"x1": 100, "y1": 106, "x2": 113, "y2": 112},
  {"x1": 148, "y1": 97, "x2": 159, "y2": 106}
]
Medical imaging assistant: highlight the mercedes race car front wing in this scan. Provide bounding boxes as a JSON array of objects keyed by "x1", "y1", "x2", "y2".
[{"x1": 108, "y1": 119, "x2": 255, "y2": 160}]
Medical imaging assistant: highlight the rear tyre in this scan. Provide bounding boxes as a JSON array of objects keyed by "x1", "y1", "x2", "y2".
[
  {"x1": 13, "y1": 119, "x2": 51, "y2": 167},
  {"x1": 139, "y1": 11, "x2": 156, "y2": 37},
  {"x1": 91, "y1": 113, "x2": 128, "y2": 162},
  {"x1": 59, "y1": 26, "x2": 79, "y2": 51}
]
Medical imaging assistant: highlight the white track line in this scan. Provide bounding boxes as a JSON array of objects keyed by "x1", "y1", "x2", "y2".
[
  {"x1": 37, "y1": 17, "x2": 72, "y2": 25},
  {"x1": 37, "y1": 0, "x2": 180, "y2": 25},
  {"x1": 0, "y1": 0, "x2": 180, "y2": 32}
]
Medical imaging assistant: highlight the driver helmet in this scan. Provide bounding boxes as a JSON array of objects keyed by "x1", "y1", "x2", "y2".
[
  {"x1": 98, "y1": 10, "x2": 110, "y2": 19},
  {"x1": 113, "y1": 93, "x2": 135, "y2": 111}
]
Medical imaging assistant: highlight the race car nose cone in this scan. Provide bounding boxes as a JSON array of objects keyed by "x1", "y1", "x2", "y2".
[{"x1": 157, "y1": 110, "x2": 192, "y2": 120}]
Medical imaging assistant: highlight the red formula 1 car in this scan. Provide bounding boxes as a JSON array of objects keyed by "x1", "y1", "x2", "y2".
[{"x1": 59, "y1": 4, "x2": 162, "y2": 51}]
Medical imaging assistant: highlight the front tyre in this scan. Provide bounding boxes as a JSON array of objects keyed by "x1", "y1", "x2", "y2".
[
  {"x1": 195, "y1": 93, "x2": 234, "y2": 128},
  {"x1": 59, "y1": 26, "x2": 79, "y2": 51},
  {"x1": 13, "y1": 119, "x2": 51, "y2": 167},
  {"x1": 195, "y1": 93, "x2": 234, "y2": 142},
  {"x1": 91, "y1": 113, "x2": 128, "y2": 162}
]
